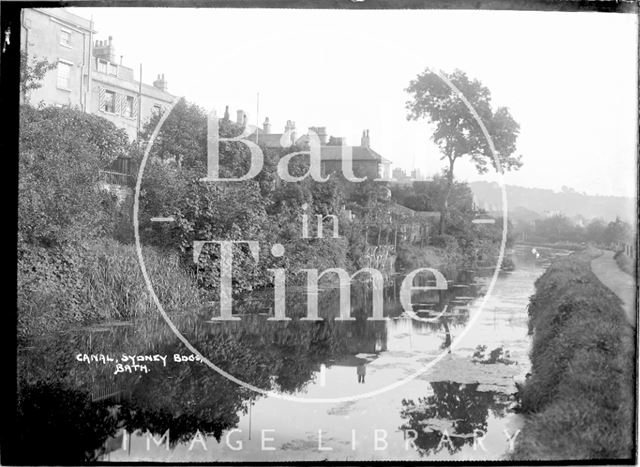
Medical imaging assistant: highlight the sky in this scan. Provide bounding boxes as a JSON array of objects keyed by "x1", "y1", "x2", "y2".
[{"x1": 70, "y1": 7, "x2": 638, "y2": 198}]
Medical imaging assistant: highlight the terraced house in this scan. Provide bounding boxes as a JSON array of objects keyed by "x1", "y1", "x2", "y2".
[
  {"x1": 248, "y1": 114, "x2": 393, "y2": 181},
  {"x1": 20, "y1": 8, "x2": 174, "y2": 140}
]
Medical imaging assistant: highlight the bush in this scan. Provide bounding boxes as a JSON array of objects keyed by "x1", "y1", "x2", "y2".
[
  {"x1": 614, "y1": 250, "x2": 635, "y2": 277},
  {"x1": 19, "y1": 105, "x2": 132, "y2": 247},
  {"x1": 18, "y1": 238, "x2": 201, "y2": 338},
  {"x1": 396, "y1": 244, "x2": 445, "y2": 271},
  {"x1": 512, "y1": 252, "x2": 634, "y2": 460}
]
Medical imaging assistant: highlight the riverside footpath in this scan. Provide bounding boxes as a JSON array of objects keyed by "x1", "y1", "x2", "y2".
[{"x1": 591, "y1": 249, "x2": 636, "y2": 327}]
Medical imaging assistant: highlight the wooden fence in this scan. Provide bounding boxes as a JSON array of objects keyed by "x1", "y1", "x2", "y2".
[{"x1": 99, "y1": 156, "x2": 135, "y2": 186}]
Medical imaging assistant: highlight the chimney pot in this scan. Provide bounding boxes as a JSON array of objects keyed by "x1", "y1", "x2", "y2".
[{"x1": 153, "y1": 74, "x2": 168, "y2": 92}]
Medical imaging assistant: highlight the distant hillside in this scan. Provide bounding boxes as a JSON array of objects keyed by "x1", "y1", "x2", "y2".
[{"x1": 469, "y1": 181, "x2": 636, "y2": 222}]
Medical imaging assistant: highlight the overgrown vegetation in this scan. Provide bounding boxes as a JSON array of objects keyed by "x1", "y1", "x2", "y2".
[
  {"x1": 18, "y1": 97, "x2": 514, "y2": 337},
  {"x1": 517, "y1": 213, "x2": 634, "y2": 246},
  {"x1": 18, "y1": 105, "x2": 202, "y2": 338},
  {"x1": 512, "y1": 251, "x2": 634, "y2": 460},
  {"x1": 18, "y1": 238, "x2": 201, "y2": 339},
  {"x1": 614, "y1": 250, "x2": 636, "y2": 277}
]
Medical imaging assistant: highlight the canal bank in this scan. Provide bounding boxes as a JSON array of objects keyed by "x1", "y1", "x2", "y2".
[{"x1": 512, "y1": 249, "x2": 635, "y2": 461}]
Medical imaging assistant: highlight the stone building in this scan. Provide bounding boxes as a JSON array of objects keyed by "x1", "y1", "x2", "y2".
[
  {"x1": 20, "y1": 8, "x2": 175, "y2": 140},
  {"x1": 249, "y1": 117, "x2": 392, "y2": 180},
  {"x1": 318, "y1": 129, "x2": 392, "y2": 180}
]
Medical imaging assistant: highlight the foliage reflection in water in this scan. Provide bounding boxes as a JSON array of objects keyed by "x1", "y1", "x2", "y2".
[{"x1": 17, "y1": 263, "x2": 526, "y2": 462}]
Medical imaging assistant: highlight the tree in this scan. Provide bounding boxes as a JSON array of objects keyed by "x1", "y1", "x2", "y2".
[
  {"x1": 20, "y1": 51, "x2": 56, "y2": 104},
  {"x1": 139, "y1": 97, "x2": 207, "y2": 168},
  {"x1": 603, "y1": 217, "x2": 633, "y2": 246},
  {"x1": 393, "y1": 175, "x2": 473, "y2": 215},
  {"x1": 406, "y1": 69, "x2": 522, "y2": 233},
  {"x1": 585, "y1": 218, "x2": 606, "y2": 243}
]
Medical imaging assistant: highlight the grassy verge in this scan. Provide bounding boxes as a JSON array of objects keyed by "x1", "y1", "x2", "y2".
[
  {"x1": 614, "y1": 250, "x2": 636, "y2": 277},
  {"x1": 512, "y1": 250, "x2": 635, "y2": 460}
]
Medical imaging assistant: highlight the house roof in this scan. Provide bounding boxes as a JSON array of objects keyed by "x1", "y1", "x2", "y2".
[
  {"x1": 320, "y1": 145, "x2": 392, "y2": 164},
  {"x1": 254, "y1": 133, "x2": 288, "y2": 148},
  {"x1": 390, "y1": 202, "x2": 441, "y2": 219},
  {"x1": 248, "y1": 128, "x2": 392, "y2": 164},
  {"x1": 248, "y1": 128, "x2": 294, "y2": 149}
]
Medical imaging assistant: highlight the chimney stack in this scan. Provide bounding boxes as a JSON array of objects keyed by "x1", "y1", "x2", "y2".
[
  {"x1": 285, "y1": 120, "x2": 295, "y2": 132},
  {"x1": 309, "y1": 126, "x2": 327, "y2": 145},
  {"x1": 361, "y1": 129, "x2": 370, "y2": 148},
  {"x1": 93, "y1": 36, "x2": 117, "y2": 63},
  {"x1": 236, "y1": 110, "x2": 246, "y2": 125},
  {"x1": 284, "y1": 120, "x2": 297, "y2": 144},
  {"x1": 224, "y1": 105, "x2": 230, "y2": 121},
  {"x1": 153, "y1": 73, "x2": 168, "y2": 92},
  {"x1": 317, "y1": 127, "x2": 327, "y2": 145},
  {"x1": 263, "y1": 117, "x2": 271, "y2": 134}
]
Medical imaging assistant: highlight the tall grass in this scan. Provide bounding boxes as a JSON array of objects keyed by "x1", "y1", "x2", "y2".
[
  {"x1": 18, "y1": 238, "x2": 201, "y2": 338},
  {"x1": 512, "y1": 252, "x2": 635, "y2": 460}
]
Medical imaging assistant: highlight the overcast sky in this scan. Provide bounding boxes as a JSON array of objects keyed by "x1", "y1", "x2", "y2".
[{"x1": 69, "y1": 7, "x2": 638, "y2": 198}]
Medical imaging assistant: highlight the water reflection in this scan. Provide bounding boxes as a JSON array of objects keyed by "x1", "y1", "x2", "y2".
[
  {"x1": 15, "y1": 262, "x2": 490, "y2": 462},
  {"x1": 399, "y1": 382, "x2": 511, "y2": 456},
  {"x1": 16, "y1": 382, "x2": 120, "y2": 463}
]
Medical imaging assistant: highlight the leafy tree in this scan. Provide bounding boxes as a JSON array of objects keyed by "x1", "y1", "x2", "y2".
[
  {"x1": 139, "y1": 97, "x2": 207, "y2": 168},
  {"x1": 393, "y1": 175, "x2": 473, "y2": 215},
  {"x1": 603, "y1": 217, "x2": 633, "y2": 246},
  {"x1": 533, "y1": 214, "x2": 580, "y2": 242},
  {"x1": 585, "y1": 218, "x2": 607, "y2": 243},
  {"x1": 20, "y1": 51, "x2": 56, "y2": 104},
  {"x1": 406, "y1": 69, "x2": 522, "y2": 233}
]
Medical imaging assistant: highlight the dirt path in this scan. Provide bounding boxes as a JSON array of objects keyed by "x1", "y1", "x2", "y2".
[{"x1": 590, "y1": 250, "x2": 636, "y2": 327}]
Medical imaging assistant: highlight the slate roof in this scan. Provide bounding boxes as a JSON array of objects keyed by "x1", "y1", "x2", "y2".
[
  {"x1": 248, "y1": 128, "x2": 295, "y2": 149},
  {"x1": 249, "y1": 128, "x2": 392, "y2": 165},
  {"x1": 254, "y1": 133, "x2": 288, "y2": 148},
  {"x1": 319, "y1": 145, "x2": 392, "y2": 164}
]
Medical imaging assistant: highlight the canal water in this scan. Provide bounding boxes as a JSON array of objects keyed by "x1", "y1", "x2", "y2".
[{"x1": 16, "y1": 246, "x2": 571, "y2": 462}]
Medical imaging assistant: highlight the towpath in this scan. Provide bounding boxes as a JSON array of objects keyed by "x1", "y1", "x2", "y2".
[{"x1": 591, "y1": 249, "x2": 636, "y2": 327}]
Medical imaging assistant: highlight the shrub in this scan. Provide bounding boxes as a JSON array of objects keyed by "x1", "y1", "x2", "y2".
[
  {"x1": 614, "y1": 250, "x2": 635, "y2": 277},
  {"x1": 19, "y1": 105, "x2": 132, "y2": 247}
]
